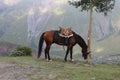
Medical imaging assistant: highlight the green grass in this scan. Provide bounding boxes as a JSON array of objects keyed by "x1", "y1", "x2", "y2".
[{"x1": 0, "y1": 56, "x2": 120, "y2": 80}]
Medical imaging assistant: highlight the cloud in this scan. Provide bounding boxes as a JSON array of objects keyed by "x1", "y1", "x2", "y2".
[{"x1": 39, "y1": 0, "x2": 67, "y2": 15}]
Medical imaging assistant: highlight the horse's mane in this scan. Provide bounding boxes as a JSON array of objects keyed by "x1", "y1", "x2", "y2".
[{"x1": 72, "y1": 31, "x2": 88, "y2": 48}]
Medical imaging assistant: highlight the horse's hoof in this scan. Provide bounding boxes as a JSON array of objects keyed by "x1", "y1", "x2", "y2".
[
  {"x1": 49, "y1": 59, "x2": 52, "y2": 62},
  {"x1": 64, "y1": 59, "x2": 67, "y2": 62},
  {"x1": 71, "y1": 59, "x2": 74, "y2": 62},
  {"x1": 46, "y1": 59, "x2": 49, "y2": 61},
  {"x1": 46, "y1": 59, "x2": 52, "y2": 62}
]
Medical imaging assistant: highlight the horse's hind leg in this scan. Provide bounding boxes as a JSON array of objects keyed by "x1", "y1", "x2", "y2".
[
  {"x1": 45, "y1": 44, "x2": 51, "y2": 61},
  {"x1": 45, "y1": 50, "x2": 47, "y2": 60}
]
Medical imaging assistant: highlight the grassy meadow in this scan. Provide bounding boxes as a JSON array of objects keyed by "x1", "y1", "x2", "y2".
[{"x1": 0, "y1": 56, "x2": 120, "y2": 80}]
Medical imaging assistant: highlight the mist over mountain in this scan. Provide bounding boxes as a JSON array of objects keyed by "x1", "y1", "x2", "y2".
[{"x1": 0, "y1": 0, "x2": 120, "y2": 58}]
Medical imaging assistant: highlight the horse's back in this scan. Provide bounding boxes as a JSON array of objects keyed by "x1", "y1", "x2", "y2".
[{"x1": 43, "y1": 30, "x2": 55, "y2": 43}]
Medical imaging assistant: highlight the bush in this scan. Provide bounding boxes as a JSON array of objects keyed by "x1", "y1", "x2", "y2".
[{"x1": 10, "y1": 46, "x2": 32, "y2": 57}]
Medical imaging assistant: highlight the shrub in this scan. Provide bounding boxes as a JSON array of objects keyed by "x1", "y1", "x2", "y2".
[{"x1": 10, "y1": 46, "x2": 32, "y2": 57}]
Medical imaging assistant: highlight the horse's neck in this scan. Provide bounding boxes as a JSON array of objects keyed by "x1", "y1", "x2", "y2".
[{"x1": 74, "y1": 32, "x2": 87, "y2": 49}]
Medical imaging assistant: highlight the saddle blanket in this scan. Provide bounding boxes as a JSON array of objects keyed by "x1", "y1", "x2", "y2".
[{"x1": 54, "y1": 31, "x2": 73, "y2": 44}]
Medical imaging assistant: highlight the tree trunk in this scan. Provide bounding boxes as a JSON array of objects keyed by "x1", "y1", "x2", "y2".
[{"x1": 87, "y1": 0, "x2": 93, "y2": 64}]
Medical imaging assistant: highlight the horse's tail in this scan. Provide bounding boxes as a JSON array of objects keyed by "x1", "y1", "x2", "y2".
[{"x1": 37, "y1": 33, "x2": 45, "y2": 58}]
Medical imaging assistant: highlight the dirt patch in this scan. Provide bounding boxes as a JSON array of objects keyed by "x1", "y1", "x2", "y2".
[{"x1": 0, "y1": 62, "x2": 33, "y2": 80}]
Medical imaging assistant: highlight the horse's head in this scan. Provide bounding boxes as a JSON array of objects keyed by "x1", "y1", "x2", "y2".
[{"x1": 82, "y1": 48, "x2": 91, "y2": 60}]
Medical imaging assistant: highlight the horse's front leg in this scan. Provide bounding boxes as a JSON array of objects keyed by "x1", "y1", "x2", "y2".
[
  {"x1": 70, "y1": 47, "x2": 74, "y2": 62},
  {"x1": 64, "y1": 47, "x2": 69, "y2": 62}
]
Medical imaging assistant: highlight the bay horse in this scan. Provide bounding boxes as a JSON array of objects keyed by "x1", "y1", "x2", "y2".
[{"x1": 37, "y1": 30, "x2": 90, "y2": 62}]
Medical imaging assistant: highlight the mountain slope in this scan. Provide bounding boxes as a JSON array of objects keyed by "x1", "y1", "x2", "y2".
[{"x1": 0, "y1": 0, "x2": 120, "y2": 58}]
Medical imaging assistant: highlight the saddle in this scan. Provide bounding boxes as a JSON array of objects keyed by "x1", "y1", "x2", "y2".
[
  {"x1": 54, "y1": 30, "x2": 73, "y2": 45},
  {"x1": 53, "y1": 27, "x2": 73, "y2": 44},
  {"x1": 59, "y1": 27, "x2": 73, "y2": 37}
]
